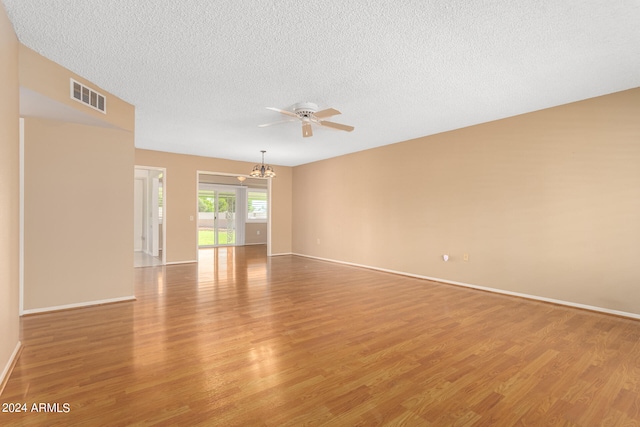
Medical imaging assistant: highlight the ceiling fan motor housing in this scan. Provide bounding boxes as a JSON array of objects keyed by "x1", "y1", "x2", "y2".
[
  {"x1": 293, "y1": 102, "x2": 318, "y2": 118},
  {"x1": 260, "y1": 102, "x2": 353, "y2": 136}
]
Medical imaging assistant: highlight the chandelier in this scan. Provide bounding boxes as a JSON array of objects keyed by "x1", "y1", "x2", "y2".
[{"x1": 250, "y1": 150, "x2": 276, "y2": 178}]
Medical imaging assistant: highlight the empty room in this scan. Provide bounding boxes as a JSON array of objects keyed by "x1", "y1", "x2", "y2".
[{"x1": 1, "y1": 1, "x2": 639, "y2": 425}]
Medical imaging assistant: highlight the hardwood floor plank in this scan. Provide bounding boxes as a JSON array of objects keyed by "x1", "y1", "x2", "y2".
[{"x1": 1, "y1": 245, "x2": 640, "y2": 426}]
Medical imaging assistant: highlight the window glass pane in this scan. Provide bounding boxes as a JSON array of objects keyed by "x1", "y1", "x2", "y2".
[
  {"x1": 158, "y1": 184, "x2": 163, "y2": 223},
  {"x1": 198, "y1": 190, "x2": 215, "y2": 212},
  {"x1": 247, "y1": 190, "x2": 267, "y2": 221},
  {"x1": 73, "y1": 82, "x2": 82, "y2": 100}
]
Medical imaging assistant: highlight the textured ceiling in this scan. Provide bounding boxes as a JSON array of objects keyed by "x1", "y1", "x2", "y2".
[{"x1": 4, "y1": 0, "x2": 640, "y2": 166}]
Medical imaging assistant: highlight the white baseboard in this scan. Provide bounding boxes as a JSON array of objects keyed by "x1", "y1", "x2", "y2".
[
  {"x1": 165, "y1": 260, "x2": 197, "y2": 265},
  {"x1": 292, "y1": 253, "x2": 640, "y2": 321},
  {"x1": 269, "y1": 252, "x2": 292, "y2": 257},
  {"x1": 0, "y1": 341, "x2": 22, "y2": 396},
  {"x1": 21, "y1": 296, "x2": 136, "y2": 316}
]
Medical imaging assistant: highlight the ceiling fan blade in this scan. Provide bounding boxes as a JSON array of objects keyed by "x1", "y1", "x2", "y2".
[
  {"x1": 313, "y1": 108, "x2": 341, "y2": 119},
  {"x1": 302, "y1": 122, "x2": 313, "y2": 138},
  {"x1": 319, "y1": 120, "x2": 354, "y2": 132},
  {"x1": 266, "y1": 107, "x2": 299, "y2": 119},
  {"x1": 258, "y1": 119, "x2": 297, "y2": 128}
]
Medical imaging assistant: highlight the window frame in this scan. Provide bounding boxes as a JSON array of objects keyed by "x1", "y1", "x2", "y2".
[{"x1": 246, "y1": 188, "x2": 268, "y2": 223}]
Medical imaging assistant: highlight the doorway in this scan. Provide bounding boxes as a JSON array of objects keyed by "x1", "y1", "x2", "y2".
[
  {"x1": 196, "y1": 172, "x2": 270, "y2": 256},
  {"x1": 134, "y1": 166, "x2": 166, "y2": 267}
]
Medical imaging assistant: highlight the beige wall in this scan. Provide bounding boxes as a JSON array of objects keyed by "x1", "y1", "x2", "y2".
[
  {"x1": 19, "y1": 45, "x2": 134, "y2": 132},
  {"x1": 23, "y1": 118, "x2": 135, "y2": 311},
  {"x1": 19, "y1": 46, "x2": 136, "y2": 312},
  {"x1": 0, "y1": 1, "x2": 20, "y2": 386},
  {"x1": 271, "y1": 165, "x2": 292, "y2": 255},
  {"x1": 135, "y1": 149, "x2": 292, "y2": 262},
  {"x1": 245, "y1": 222, "x2": 267, "y2": 245},
  {"x1": 293, "y1": 88, "x2": 640, "y2": 316}
]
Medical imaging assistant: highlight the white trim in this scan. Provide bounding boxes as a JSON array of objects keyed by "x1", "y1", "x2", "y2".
[
  {"x1": 19, "y1": 118, "x2": 24, "y2": 315},
  {"x1": 133, "y1": 176, "x2": 148, "y2": 253},
  {"x1": 197, "y1": 170, "x2": 253, "y2": 178},
  {"x1": 291, "y1": 253, "x2": 640, "y2": 321},
  {"x1": 165, "y1": 260, "x2": 197, "y2": 265},
  {"x1": 267, "y1": 178, "x2": 272, "y2": 257},
  {"x1": 195, "y1": 171, "x2": 200, "y2": 254},
  {"x1": 0, "y1": 341, "x2": 22, "y2": 395},
  {"x1": 269, "y1": 252, "x2": 292, "y2": 257},
  {"x1": 134, "y1": 165, "x2": 167, "y2": 266},
  {"x1": 21, "y1": 296, "x2": 136, "y2": 316}
]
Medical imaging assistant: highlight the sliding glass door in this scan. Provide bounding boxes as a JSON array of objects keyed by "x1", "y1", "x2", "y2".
[{"x1": 198, "y1": 185, "x2": 237, "y2": 247}]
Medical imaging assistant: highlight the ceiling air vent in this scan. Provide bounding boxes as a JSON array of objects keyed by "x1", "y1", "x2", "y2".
[{"x1": 70, "y1": 78, "x2": 106, "y2": 113}]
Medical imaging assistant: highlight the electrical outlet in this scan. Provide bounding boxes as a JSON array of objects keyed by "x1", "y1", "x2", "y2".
[
  {"x1": 257, "y1": 230, "x2": 260, "y2": 235},
  {"x1": 463, "y1": 253, "x2": 469, "y2": 261}
]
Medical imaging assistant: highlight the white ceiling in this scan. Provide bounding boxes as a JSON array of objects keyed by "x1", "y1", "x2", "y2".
[{"x1": 4, "y1": 0, "x2": 640, "y2": 167}]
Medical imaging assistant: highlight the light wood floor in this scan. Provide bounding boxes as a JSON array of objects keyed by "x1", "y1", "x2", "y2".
[
  {"x1": 133, "y1": 251, "x2": 163, "y2": 268},
  {"x1": 2, "y1": 245, "x2": 639, "y2": 426}
]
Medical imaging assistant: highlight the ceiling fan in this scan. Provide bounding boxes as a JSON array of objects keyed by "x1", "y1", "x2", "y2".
[{"x1": 259, "y1": 102, "x2": 354, "y2": 138}]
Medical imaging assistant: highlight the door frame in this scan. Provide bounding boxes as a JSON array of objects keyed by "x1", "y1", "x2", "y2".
[
  {"x1": 133, "y1": 175, "x2": 147, "y2": 252},
  {"x1": 196, "y1": 171, "x2": 272, "y2": 256},
  {"x1": 134, "y1": 165, "x2": 167, "y2": 266}
]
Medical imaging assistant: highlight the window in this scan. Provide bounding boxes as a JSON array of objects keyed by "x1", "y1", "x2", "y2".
[{"x1": 247, "y1": 189, "x2": 267, "y2": 222}]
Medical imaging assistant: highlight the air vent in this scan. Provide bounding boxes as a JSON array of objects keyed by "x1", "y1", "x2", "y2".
[{"x1": 70, "y1": 78, "x2": 106, "y2": 113}]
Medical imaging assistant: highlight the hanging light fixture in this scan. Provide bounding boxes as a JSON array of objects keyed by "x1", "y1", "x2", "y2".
[{"x1": 250, "y1": 150, "x2": 276, "y2": 178}]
